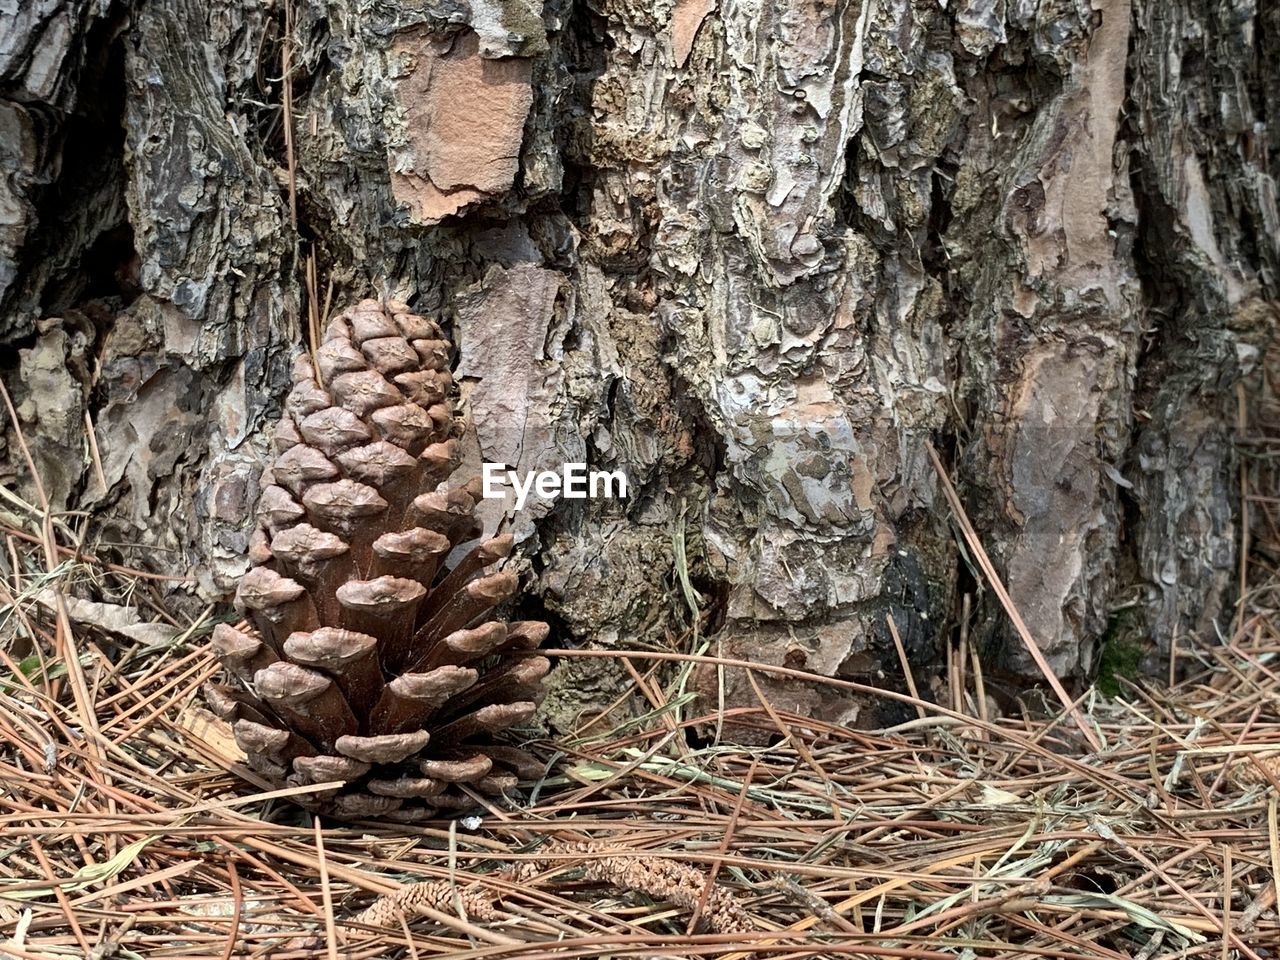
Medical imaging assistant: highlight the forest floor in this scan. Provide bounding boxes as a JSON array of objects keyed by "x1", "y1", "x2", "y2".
[{"x1": 1, "y1": 472, "x2": 1278, "y2": 959}]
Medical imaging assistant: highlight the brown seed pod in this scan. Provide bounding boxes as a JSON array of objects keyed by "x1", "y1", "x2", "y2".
[{"x1": 218, "y1": 299, "x2": 549, "y2": 819}]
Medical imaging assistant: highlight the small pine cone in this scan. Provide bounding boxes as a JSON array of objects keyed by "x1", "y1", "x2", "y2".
[
  {"x1": 1230, "y1": 752, "x2": 1280, "y2": 789},
  {"x1": 209, "y1": 299, "x2": 549, "y2": 820}
]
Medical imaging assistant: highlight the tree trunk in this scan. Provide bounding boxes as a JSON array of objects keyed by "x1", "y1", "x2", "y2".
[{"x1": 2, "y1": 0, "x2": 1276, "y2": 736}]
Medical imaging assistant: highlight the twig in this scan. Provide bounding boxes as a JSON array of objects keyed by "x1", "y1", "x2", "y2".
[
  {"x1": 887, "y1": 614, "x2": 927, "y2": 721},
  {"x1": 925, "y1": 442, "x2": 1101, "y2": 752}
]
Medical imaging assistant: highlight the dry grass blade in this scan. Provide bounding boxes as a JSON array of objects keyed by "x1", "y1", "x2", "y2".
[
  {"x1": 887, "y1": 613, "x2": 926, "y2": 721},
  {"x1": 926, "y1": 441, "x2": 1102, "y2": 752}
]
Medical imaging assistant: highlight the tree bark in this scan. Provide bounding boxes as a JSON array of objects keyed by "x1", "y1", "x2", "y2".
[{"x1": 2, "y1": 0, "x2": 1276, "y2": 735}]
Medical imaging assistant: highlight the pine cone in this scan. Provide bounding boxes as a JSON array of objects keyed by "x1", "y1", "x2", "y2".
[{"x1": 205, "y1": 299, "x2": 549, "y2": 821}]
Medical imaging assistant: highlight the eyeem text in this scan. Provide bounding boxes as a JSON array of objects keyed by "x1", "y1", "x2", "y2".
[{"x1": 481, "y1": 463, "x2": 628, "y2": 510}]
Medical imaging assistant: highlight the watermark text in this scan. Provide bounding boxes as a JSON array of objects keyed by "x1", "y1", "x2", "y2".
[{"x1": 481, "y1": 463, "x2": 628, "y2": 510}]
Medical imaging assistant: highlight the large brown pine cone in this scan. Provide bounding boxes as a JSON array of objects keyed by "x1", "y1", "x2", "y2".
[{"x1": 204, "y1": 299, "x2": 549, "y2": 821}]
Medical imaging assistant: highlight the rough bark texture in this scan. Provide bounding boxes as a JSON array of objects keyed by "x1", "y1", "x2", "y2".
[{"x1": 2, "y1": 0, "x2": 1276, "y2": 736}]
